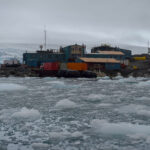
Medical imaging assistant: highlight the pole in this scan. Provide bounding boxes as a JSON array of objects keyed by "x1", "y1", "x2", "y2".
[
  {"x1": 44, "y1": 26, "x2": 47, "y2": 50},
  {"x1": 148, "y1": 40, "x2": 150, "y2": 54}
]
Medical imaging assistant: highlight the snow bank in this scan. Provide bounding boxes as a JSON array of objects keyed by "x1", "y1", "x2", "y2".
[
  {"x1": 91, "y1": 119, "x2": 150, "y2": 135},
  {"x1": 11, "y1": 107, "x2": 41, "y2": 121},
  {"x1": 55, "y1": 99, "x2": 77, "y2": 109},
  {"x1": 0, "y1": 83, "x2": 26, "y2": 91}
]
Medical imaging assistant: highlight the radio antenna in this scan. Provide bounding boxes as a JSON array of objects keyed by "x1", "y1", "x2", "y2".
[{"x1": 44, "y1": 25, "x2": 47, "y2": 50}]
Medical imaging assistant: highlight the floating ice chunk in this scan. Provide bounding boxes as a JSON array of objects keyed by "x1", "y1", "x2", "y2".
[
  {"x1": 71, "y1": 131, "x2": 83, "y2": 137},
  {"x1": 115, "y1": 104, "x2": 146, "y2": 114},
  {"x1": 98, "y1": 79, "x2": 113, "y2": 83},
  {"x1": 117, "y1": 76, "x2": 138, "y2": 83},
  {"x1": 32, "y1": 143, "x2": 49, "y2": 150},
  {"x1": 137, "y1": 110, "x2": 150, "y2": 117},
  {"x1": 91, "y1": 119, "x2": 150, "y2": 135},
  {"x1": 7, "y1": 144, "x2": 31, "y2": 150},
  {"x1": 0, "y1": 108, "x2": 18, "y2": 120},
  {"x1": 116, "y1": 104, "x2": 150, "y2": 117},
  {"x1": 137, "y1": 80, "x2": 150, "y2": 87},
  {"x1": 114, "y1": 75, "x2": 123, "y2": 80},
  {"x1": 87, "y1": 94, "x2": 107, "y2": 101},
  {"x1": 49, "y1": 131, "x2": 82, "y2": 139},
  {"x1": 47, "y1": 80, "x2": 65, "y2": 85},
  {"x1": 0, "y1": 83, "x2": 26, "y2": 91},
  {"x1": 137, "y1": 97, "x2": 150, "y2": 101},
  {"x1": 97, "y1": 103, "x2": 112, "y2": 107},
  {"x1": 7, "y1": 144, "x2": 19, "y2": 150},
  {"x1": 118, "y1": 104, "x2": 150, "y2": 117},
  {"x1": 49, "y1": 130, "x2": 71, "y2": 139},
  {"x1": 11, "y1": 107, "x2": 41, "y2": 121},
  {"x1": 101, "y1": 76, "x2": 110, "y2": 80},
  {"x1": 48, "y1": 80, "x2": 80, "y2": 89},
  {"x1": 0, "y1": 131, "x2": 11, "y2": 141},
  {"x1": 145, "y1": 136, "x2": 150, "y2": 143},
  {"x1": 97, "y1": 76, "x2": 110, "y2": 80},
  {"x1": 55, "y1": 99, "x2": 77, "y2": 109}
]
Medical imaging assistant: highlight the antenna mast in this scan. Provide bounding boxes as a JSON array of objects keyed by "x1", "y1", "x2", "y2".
[{"x1": 44, "y1": 26, "x2": 47, "y2": 50}]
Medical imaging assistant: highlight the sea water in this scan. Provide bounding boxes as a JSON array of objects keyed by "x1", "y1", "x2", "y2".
[
  {"x1": 0, "y1": 44, "x2": 150, "y2": 149},
  {"x1": 0, "y1": 76, "x2": 150, "y2": 150}
]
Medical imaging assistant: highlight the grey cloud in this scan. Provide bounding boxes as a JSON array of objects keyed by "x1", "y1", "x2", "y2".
[{"x1": 0, "y1": 0, "x2": 150, "y2": 48}]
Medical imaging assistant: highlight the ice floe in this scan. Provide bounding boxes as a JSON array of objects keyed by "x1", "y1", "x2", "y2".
[
  {"x1": 11, "y1": 107, "x2": 41, "y2": 121},
  {"x1": 137, "y1": 80, "x2": 150, "y2": 87},
  {"x1": 115, "y1": 104, "x2": 150, "y2": 117},
  {"x1": 55, "y1": 99, "x2": 77, "y2": 109},
  {"x1": 32, "y1": 143, "x2": 49, "y2": 150},
  {"x1": 91, "y1": 119, "x2": 150, "y2": 135},
  {"x1": 0, "y1": 83, "x2": 26, "y2": 91},
  {"x1": 47, "y1": 80, "x2": 80, "y2": 89},
  {"x1": 97, "y1": 103, "x2": 112, "y2": 107},
  {"x1": 49, "y1": 131, "x2": 83, "y2": 139},
  {"x1": 87, "y1": 94, "x2": 108, "y2": 101}
]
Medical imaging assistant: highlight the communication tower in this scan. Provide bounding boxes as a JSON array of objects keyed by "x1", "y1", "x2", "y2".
[{"x1": 44, "y1": 26, "x2": 47, "y2": 50}]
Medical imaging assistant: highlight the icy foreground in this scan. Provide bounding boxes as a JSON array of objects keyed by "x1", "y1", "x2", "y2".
[{"x1": 1, "y1": 77, "x2": 150, "y2": 150}]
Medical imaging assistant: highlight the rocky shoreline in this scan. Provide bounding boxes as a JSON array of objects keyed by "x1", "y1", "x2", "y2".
[{"x1": 0, "y1": 66, "x2": 97, "y2": 78}]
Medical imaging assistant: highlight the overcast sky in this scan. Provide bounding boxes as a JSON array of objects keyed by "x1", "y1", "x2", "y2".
[{"x1": 0, "y1": 0, "x2": 150, "y2": 47}]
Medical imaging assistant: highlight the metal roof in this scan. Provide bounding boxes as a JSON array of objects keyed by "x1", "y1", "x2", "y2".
[
  {"x1": 98, "y1": 51, "x2": 124, "y2": 55},
  {"x1": 79, "y1": 57, "x2": 120, "y2": 63}
]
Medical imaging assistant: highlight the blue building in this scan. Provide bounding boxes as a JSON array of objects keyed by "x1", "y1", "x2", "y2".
[
  {"x1": 23, "y1": 44, "x2": 86, "y2": 67},
  {"x1": 60, "y1": 44, "x2": 85, "y2": 62},
  {"x1": 23, "y1": 44, "x2": 131, "y2": 71},
  {"x1": 91, "y1": 45, "x2": 132, "y2": 59},
  {"x1": 23, "y1": 51, "x2": 65, "y2": 67}
]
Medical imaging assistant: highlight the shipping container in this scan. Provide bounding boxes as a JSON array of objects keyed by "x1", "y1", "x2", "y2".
[
  {"x1": 42, "y1": 62, "x2": 59, "y2": 71},
  {"x1": 67, "y1": 63, "x2": 87, "y2": 71},
  {"x1": 60, "y1": 63, "x2": 67, "y2": 70},
  {"x1": 133, "y1": 56, "x2": 146, "y2": 61}
]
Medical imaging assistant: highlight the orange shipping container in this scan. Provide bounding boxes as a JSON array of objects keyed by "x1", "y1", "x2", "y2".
[{"x1": 67, "y1": 63, "x2": 87, "y2": 71}]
